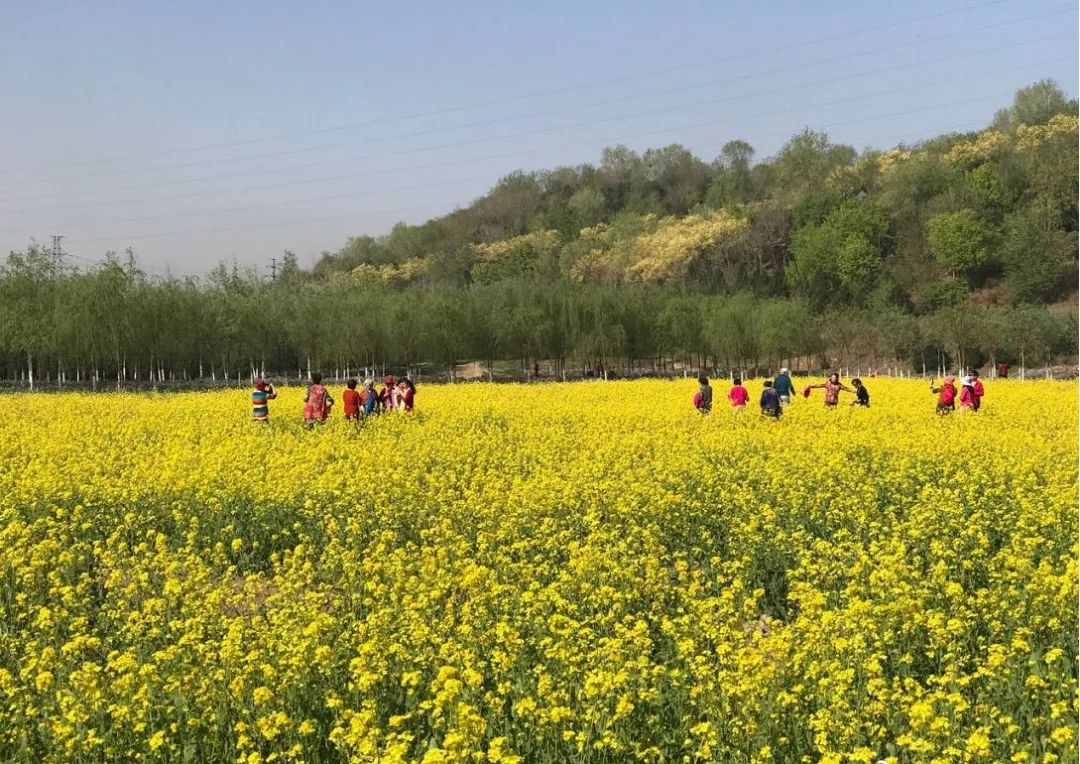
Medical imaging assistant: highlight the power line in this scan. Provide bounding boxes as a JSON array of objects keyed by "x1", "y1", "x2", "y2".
[
  {"x1": 2, "y1": 4, "x2": 1067, "y2": 190},
  {"x1": 0, "y1": 54, "x2": 1065, "y2": 238},
  {"x1": 63, "y1": 199, "x2": 455, "y2": 245},
  {"x1": 59, "y1": 250, "x2": 192, "y2": 279},
  {"x1": 1, "y1": 31, "x2": 1071, "y2": 213},
  {"x1": 1, "y1": 173, "x2": 492, "y2": 236},
  {"x1": 53, "y1": 108, "x2": 1003, "y2": 249},
  {"x1": 0, "y1": 0, "x2": 1025, "y2": 177}
]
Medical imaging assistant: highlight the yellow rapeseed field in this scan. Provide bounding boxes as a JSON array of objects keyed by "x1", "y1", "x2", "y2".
[{"x1": 0, "y1": 378, "x2": 1075, "y2": 763}]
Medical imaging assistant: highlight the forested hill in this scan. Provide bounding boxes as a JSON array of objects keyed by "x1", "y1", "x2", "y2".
[
  {"x1": 313, "y1": 79, "x2": 1078, "y2": 310},
  {"x1": 1, "y1": 80, "x2": 1077, "y2": 384}
]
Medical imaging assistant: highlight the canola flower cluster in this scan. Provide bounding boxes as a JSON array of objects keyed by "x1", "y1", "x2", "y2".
[{"x1": 0, "y1": 378, "x2": 1075, "y2": 763}]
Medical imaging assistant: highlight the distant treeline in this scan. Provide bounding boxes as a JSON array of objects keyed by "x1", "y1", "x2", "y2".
[
  {"x1": 1, "y1": 80, "x2": 1076, "y2": 385},
  {"x1": 0, "y1": 255, "x2": 1073, "y2": 386}
]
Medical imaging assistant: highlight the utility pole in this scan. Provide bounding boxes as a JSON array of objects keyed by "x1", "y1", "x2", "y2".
[
  {"x1": 50, "y1": 234, "x2": 66, "y2": 266},
  {"x1": 268, "y1": 257, "x2": 277, "y2": 282}
]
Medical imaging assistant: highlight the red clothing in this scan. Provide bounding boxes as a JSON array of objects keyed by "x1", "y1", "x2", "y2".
[
  {"x1": 304, "y1": 384, "x2": 330, "y2": 421},
  {"x1": 400, "y1": 387, "x2": 415, "y2": 412},
  {"x1": 342, "y1": 389, "x2": 361, "y2": 417},
  {"x1": 728, "y1": 385, "x2": 749, "y2": 407},
  {"x1": 972, "y1": 380, "x2": 985, "y2": 411},
  {"x1": 959, "y1": 386, "x2": 975, "y2": 409},
  {"x1": 379, "y1": 385, "x2": 396, "y2": 411},
  {"x1": 823, "y1": 380, "x2": 843, "y2": 405},
  {"x1": 938, "y1": 383, "x2": 956, "y2": 405}
]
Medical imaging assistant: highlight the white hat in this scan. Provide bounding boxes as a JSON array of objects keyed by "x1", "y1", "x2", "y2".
[
  {"x1": 780, "y1": 367, "x2": 789, "y2": 374},
  {"x1": 961, "y1": 376, "x2": 972, "y2": 386},
  {"x1": 363, "y1": 378, "x2": 373, "y2": 386}
]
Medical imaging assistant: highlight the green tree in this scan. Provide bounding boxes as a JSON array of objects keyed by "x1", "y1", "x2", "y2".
[
  {"x1": 992, "y1": 79, "x2": 1075, "y2": 132},
  {"x1": 788, "y1": 201, "x2": 889, "y2": 305},
  {"x1": 0, "y1": 246, "x2": 59, "y2": 387},
  {"x1": 773, "y1": 129, "x2": 856, "y2": 196},
  {"x1": 705, "y1": 140, "x2": 756, "y2": 206},
  {"x1": 926, "y1": 209, "x2": 994, "y2": 281},
  {"x1": 998, "y1": 203, "x2": 1076, "y2": 302}
]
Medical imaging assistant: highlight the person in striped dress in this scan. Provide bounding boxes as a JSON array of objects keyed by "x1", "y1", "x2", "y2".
[{"x1": 251, "y1": 379, "x2": 277, "y2": 423}]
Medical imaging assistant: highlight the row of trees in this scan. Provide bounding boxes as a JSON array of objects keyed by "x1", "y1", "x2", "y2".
[{"x1": 0, "y1": 249, "x2": 1072, "y2": 387}]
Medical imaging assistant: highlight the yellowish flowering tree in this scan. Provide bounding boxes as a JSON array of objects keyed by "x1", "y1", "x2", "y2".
[{"x1": 628, "y1": 211, "x2": 747, "y2": 283}]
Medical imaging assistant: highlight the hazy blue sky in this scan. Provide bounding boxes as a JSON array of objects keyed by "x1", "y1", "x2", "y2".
[{"x1": 0, "y1": 0, "x2": 1076, "y2": 275}]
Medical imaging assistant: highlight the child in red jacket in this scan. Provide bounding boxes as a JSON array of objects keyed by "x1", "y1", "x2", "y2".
[{"x1": 342, "y1": 379, "x2": 362, "y2": 421}]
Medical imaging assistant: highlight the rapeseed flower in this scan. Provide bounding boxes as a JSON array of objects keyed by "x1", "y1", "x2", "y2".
[{"x1": 0, "y1": 379, "x2": 1073, "y2": 762}]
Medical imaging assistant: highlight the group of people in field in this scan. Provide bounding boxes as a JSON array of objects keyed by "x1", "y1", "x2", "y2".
[
  {"x1": 250, "y1": 373, "x2": 416, "y2": 426},
  {"x1": 929, "y1": 370, "x2": 985, "y2": 414},
  {"x1": 694, "y1": 367, "x2": 986, "y2": 418},
  {"x1": 694, "y1": 367, "x2": 816, "y2": 419}
]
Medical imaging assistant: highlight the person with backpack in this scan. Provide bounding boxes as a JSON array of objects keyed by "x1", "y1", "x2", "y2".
[
  {"x1": 760, "y1": 380, "x2": 782, "y2": 419},
  {"x1": 930, "y1": 375, "x2": 957, "y2": 415},
  {"x1": 694, "y1": 376, "x2": 713, "y2": 414},
  {"x1": 303, "y1": 373, "x2": 334, "y2": 428}
]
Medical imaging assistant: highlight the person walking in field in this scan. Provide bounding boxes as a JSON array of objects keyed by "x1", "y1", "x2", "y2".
[
  {"x1": 958, "y1": 376, "x2": 976, "y2": 412},
  {"x1": 760, "y1": 380, "x2": 782, "y2": 419},
  {"x1": 361, "y1": 378, "x2": 379, "y2": 417},
  {"x1": 773, "y1": 367, "x2": 795, "y2": 405},
  {"x1": 379, "y1": 375, "x2": 397, "y2": 412},
  {"x1": 728, "y1": 377, "x2": 750, "y2": 409},
  {"x1": 850, "y1": 377, "x2": 870, "y2": 407},
  {"x1": 342, "y1": 378, "x2": 362, "y2": 422},
  {"x1": 251, "y1": 379, "x2": 277, "y2": 423},
  {"x1": 694, "y1": 376, "x2": 713, "y2": 414},
  {"x1": 303, "y1": 373, "x2": 333, "y2": 427},
  {"x1": 931, "y1": 375, "x2": 957, "y2": 415},
  {"x1": 399, "y1": 377, "x2": 416, "y2": 412},
  {"x1": 971, "y1": 369, "x2": 985, "y2": 411},
  {"x1": 805, "y1": 373, "x2": 852, "y2": 407}
]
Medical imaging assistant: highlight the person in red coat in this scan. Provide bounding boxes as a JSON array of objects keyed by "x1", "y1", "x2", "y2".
[
  {"x1": 931, "y1": 375, "x2": 957, "y2": 415},
  {"x1": 971, "y1": 369, "x2": 985, "y2": 411}
]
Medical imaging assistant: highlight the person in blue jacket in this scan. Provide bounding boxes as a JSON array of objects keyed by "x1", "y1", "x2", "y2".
[{"x1": 772, "y1": 367, "x2": 796, "y2": 405}]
